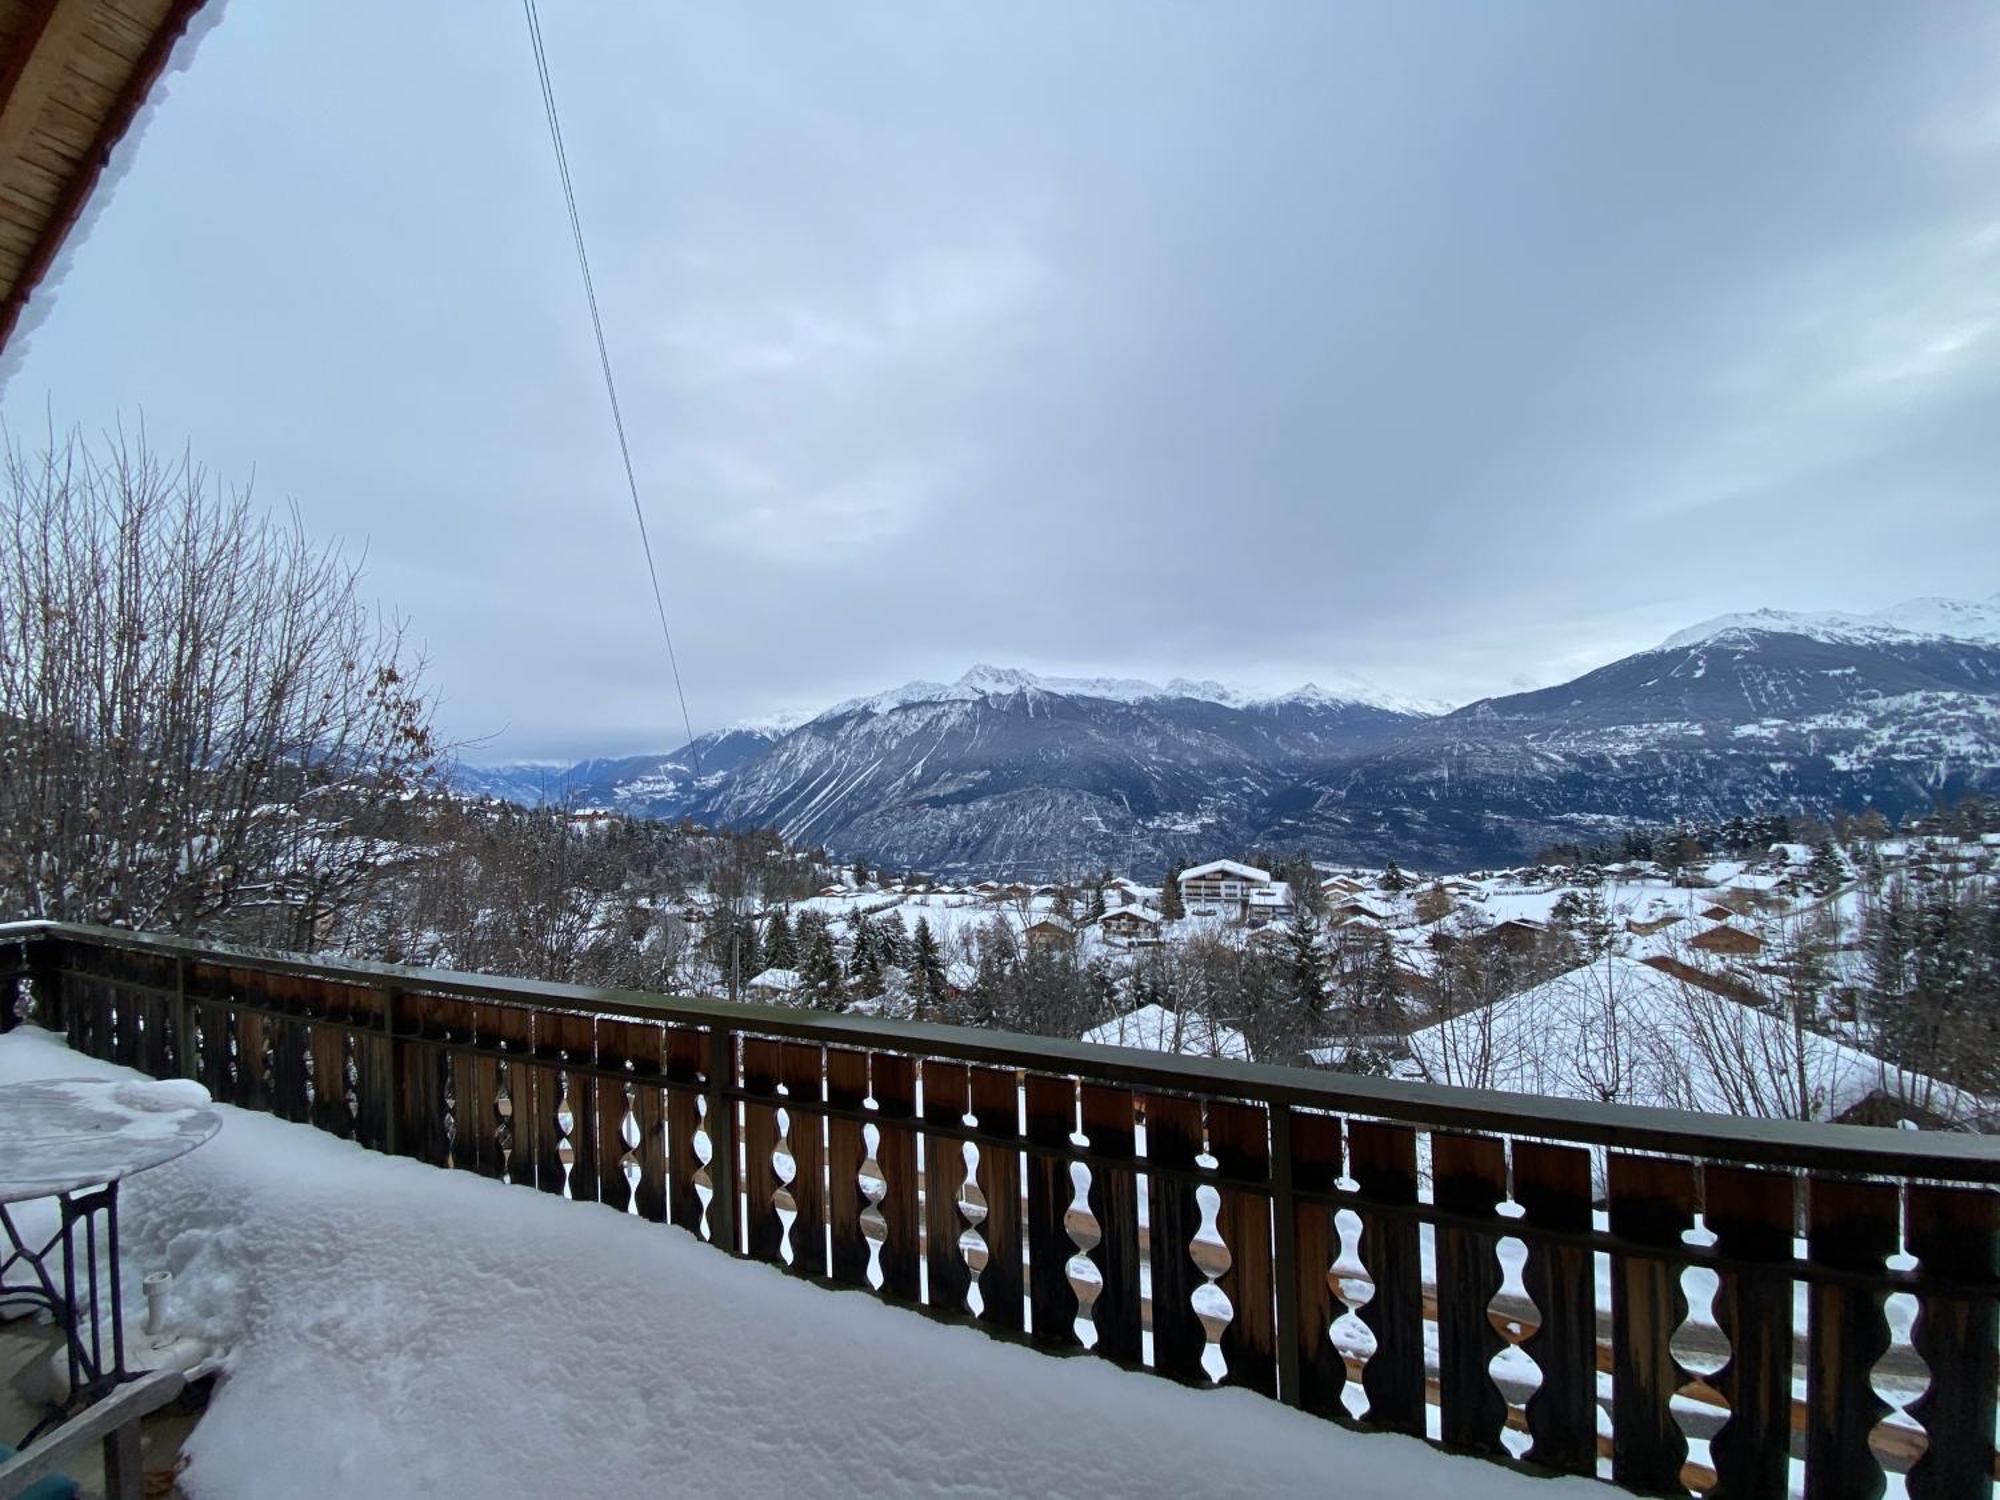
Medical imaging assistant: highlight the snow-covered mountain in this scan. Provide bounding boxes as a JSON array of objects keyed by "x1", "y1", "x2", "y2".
[
  {"x1": 1660, "y1": 593, "x2": 2000, "y2": 651},
  {"x1": 453, "y1": 599, "x2": 2000, "y2": 873},
  {"x1": 692, "y1": 666, "x2": 1429, "y2": 875},
  {"x1": 1268, "y1": 596, "x2": 2000, "y2": 867},
  {"x1": 820, "y1": 664, "x2": 1443, "y2": 720}
]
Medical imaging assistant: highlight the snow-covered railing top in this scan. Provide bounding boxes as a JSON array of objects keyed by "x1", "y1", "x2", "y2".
[{"x1": 4, "y1": 919, "x2": 1997, "y2": 1495}]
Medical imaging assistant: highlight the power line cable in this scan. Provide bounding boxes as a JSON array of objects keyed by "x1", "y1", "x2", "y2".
[{"x1": 520, "y1": 0, "x2": 700, "y2": 771}]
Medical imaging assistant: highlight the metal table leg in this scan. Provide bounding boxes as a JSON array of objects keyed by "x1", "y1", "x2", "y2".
[{"x1": 2, "y1": 1181, "x2": 126, "y2": 1444}]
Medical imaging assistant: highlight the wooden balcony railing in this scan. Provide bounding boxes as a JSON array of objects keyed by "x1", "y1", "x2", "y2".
[{"x1": 4, "y1": 920, "x2": 1998, "y2": 1497}]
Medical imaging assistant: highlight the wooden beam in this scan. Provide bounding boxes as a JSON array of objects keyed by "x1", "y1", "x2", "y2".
[
  {"x1": 0, "y1": 0, "x2": 211, "y2": 354},
  {"x1": 0, "y1": 1368, "x2": 187, "y2": 1498},
  {"x1": 0, "y1": 1, "x2": 96, "y2": 166}
]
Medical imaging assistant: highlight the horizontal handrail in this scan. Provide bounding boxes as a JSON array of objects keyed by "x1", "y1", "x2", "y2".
[{"x1": 4, "y1": 918, "x2": 1997, "y2": 1184}]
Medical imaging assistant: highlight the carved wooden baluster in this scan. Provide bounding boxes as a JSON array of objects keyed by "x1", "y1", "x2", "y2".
[
  {"x1": 1904, "y1": 1183, "x2": 2000, "y2": 1500},
  {"x1": 557, "y1": 1012, "x2": 598, "y2": 1203},
  {"x1": 1080, "y1": 1083, "x2": 1140, "y2": 1363},
  {"x1": 1025, "y1": 1074, "x2": 1080, "y2": 1350},
  {"x1": 235, "y1": 1003, "x2": 269, "y2": 1112},
  {"x1": 824, "y1": 1047, "x2": 871, "y2": 1286},
  {"x1": 741, "y1": 1039, "x2": 786, "y2": 1263},
  {"x1": 1209, "y1": 1099, "x2": 1277, "y2": 1396},
  {"x1": 525, "y1": 1008, "x2": 568, "y2": 1195},
  {"x1": 1704, "y1": 1163, "x2": 1798, "y2": 1499},
  {"x1": 1144, "y1": 1092, "x2": 1207, "y2": 1384},
  {"x1": 1607, "y1": 1153, "x2": 1696, "y2": 1496},
  {"x1": 1433, "y1": 1131, "x2": 1508, "y2": 1455},
  {"x1": 399, "y1": 998, "x2": 452, "y2": 1167},
  {"x1": 350, "y1": 986, "x2": 390, "y2": 1154},
  {"x1": 1349, "y1": 1119, "x2": 1425, "y2": 1435},
  {"x1": 971, "y1": 1065, "x2": 1025, "y2": 1336},
  {"x1": 627, "y1": 1025, "x2": 668, "y2": 1222},
  {"x1": 922, "y1": 1060, "x2": 973, "y2": 1312},
  {"x1": 663, "y1": 1027, "x2": 705, "y2": 1234},
  {"x1": 781, "y1": 1042, "x2": 827, "y2": 1278},
  {"x1": 872, "y1": 1053, "x2": 922, "y2": 1301},
  {"x1": 1285, "y1": 1108, "x2": 1345, "y2": 1419},
  {"x1": 1804, "y1": 1175, "x2": 1897, "y2": 1500},
  {"x1": 458, "y1": 1004, "x2": 500, "y2": 1184},
  {"x1": 594, "y1": 1020, "x2": 642, "y2": 1211},
  {"x1": 268, "y1": 978, "x2": 310, "y2": 1124},
  {"x1": 310, "y1": 983, "x2": 354, "y2": 1141},
  {"x1": 1512, "y1": 1140, "x2": 1596, "y2": 1476},
  {"x1": 493, "y1": 1006, "x2": 540, "y2": 1188}
]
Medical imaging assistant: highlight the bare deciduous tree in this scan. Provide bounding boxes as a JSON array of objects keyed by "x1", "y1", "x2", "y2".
[{"x1": 0, "y1": 429, "x2": 440, "y2": 945}]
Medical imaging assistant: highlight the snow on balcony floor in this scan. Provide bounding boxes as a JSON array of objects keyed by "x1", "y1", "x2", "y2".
[{"x1": 0, "y1": 1026, "x2": 1595, "y2": 1500}]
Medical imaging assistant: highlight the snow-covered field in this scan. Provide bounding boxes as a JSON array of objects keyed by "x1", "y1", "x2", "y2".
[{"x1": 0, "y1": 1026, "x2": 1590, "y2": 1500}]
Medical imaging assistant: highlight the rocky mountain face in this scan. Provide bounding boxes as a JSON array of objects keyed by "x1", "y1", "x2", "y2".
[
  {"x1": 690, "y1": 674, "x2": 1424, "y2": 877},
  {"x1": 453, "y1": 596, "x2": 2000, "y2": 875},
  {"x1": 1265, "y1": 600, "x2": 2000, "y2": 867}
]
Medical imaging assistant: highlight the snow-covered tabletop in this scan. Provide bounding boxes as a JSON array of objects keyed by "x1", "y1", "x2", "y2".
[{"x1": 0, "y1": 1077, "x2": 219, "y2": 1202}]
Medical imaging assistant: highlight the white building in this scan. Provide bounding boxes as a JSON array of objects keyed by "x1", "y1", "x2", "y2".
[{"x1": 1177, "y1": 859, "x2": 1273, "y2": 918}]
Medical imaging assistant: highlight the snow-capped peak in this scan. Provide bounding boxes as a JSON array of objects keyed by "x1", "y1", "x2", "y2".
[
  {"x1": 726, "y1": 707, "x2": 813, "y2": 737},
  {"x1": 1263, "y1": 678, "x2": 1453, "y2": 718},
  {"x1": 1660, "y1": 593, "x2": 2000, "y2": 652},
  {"x1": 820, "y1": 664, "x2": 1438, "y2": 720}
]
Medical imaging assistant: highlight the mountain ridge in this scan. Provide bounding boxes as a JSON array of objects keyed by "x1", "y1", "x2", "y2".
[{"x1": 451, "y1": 594, "x2": 2000, "y2": 874}]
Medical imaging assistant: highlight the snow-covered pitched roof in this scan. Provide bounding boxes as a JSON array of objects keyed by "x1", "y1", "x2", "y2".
[
  {"x1": 1082, "y1": 1004, "x2": 1249, "y2": 1060},
  {"x1": 1405, "y1": 956, "x2": 1979, "y2": 1125},
  {"x1": 1181, "y1": 859, "x2": 1270, "y2": 883},
  {"x1": 1099, "y1": 906, "x2": 1162, "y2": 925},
  {"x1": 745, "y1": 967, "x2": 802, "y2": 992}
]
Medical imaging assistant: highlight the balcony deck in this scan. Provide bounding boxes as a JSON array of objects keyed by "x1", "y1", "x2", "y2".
[
  {"x1": 4, "y1": 921, "x2": 1998, "y2": 1498},
  {"x1": 0, "y1": 1023, "x2": 1582, "y2": 1500}
]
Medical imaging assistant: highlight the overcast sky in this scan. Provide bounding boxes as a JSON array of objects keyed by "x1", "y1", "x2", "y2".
[{"x1": 4, "y1": 3, "x2": 1997, "y2": 759}]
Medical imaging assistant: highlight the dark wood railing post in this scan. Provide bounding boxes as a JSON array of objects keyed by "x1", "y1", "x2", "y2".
[
  {"x1": 1269, "y1": 1103, "x2": 1303, "y2": 1407},
  {"x1": 382, "y1": 985, "x2": 403, "y2": 1159},
  {"x1": 25, "y1": 934, "x2": 63, "y2": 1035},
  {"x1": 173, "y1": 956, "x2": 194, "y2": 1081},
  {"x1": 705, "y1": 1023, "x2": 737, "y2": 1253},
  {"x1": 0, "y1": 939, "x2": 21, "y2": 1033}
]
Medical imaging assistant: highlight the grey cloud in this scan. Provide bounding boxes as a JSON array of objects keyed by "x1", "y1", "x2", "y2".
[{"x1": 5, "y1": 1, "x2": 1997, "y2": 760}]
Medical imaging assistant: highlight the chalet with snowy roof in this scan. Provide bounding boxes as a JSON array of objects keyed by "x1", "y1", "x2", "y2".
[
  {"x1": 1327, "y1": 897, "x2": 1391, "y2": 925},
  {"x1": 1096, "y1": 906, "x2": 1163, "y2": 942},
  {"x1": 1688, "y1": 922, "x2": 1765, "y2": 957},
  {"x1": 1626, "y1": 912, "x2": 1686, "y2": 937},
  {"x1": 1178, "y1": 859, "x2": 1273, "y2": 918},
  {"x1": 1021, "y1": 918, "x2": 1073, "y2": 955},
  {"x1": 745, "y1": 967, "x2": 804, "y2": 1001},
  {"x1": 1246, "y1": 882, "x2": 1296, "y2": 925}
]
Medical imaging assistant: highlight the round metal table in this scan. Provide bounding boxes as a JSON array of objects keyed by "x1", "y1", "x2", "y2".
[{"x1": 0, "y1": 1078, "x2": 219, "y2": 1432}]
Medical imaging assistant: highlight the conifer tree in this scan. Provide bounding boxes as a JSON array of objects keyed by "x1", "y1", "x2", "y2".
[
  {"x1": 1286, "y1": 901, "x2": 1326, "y2": 1023},
  {"x1": 877, "y1": 909, "x2": 909, "y2": 968},
  {"x1": 1381, "y1": 859, "x2": 1409, "y2": 894},
  {"x1": 1161, "y1": 861, "x2": 1185, "y2": 920},
  {"x1": 848, "y1": 914, "x2": 883, "y2": 997},
  {"x1": 801, "y1": 927, "x2": 844, "y2": 1010},
  {"x1": 911, "y1": 916, "x2": 949, "y2": 1022},
  {"x1": 762, "y1": 908, "x2": 797, "y2": 970}
]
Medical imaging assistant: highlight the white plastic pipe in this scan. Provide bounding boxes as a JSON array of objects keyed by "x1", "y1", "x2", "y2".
[{"x1": 143, "y1": 1270, "x2": 171, "y2": 1337}]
